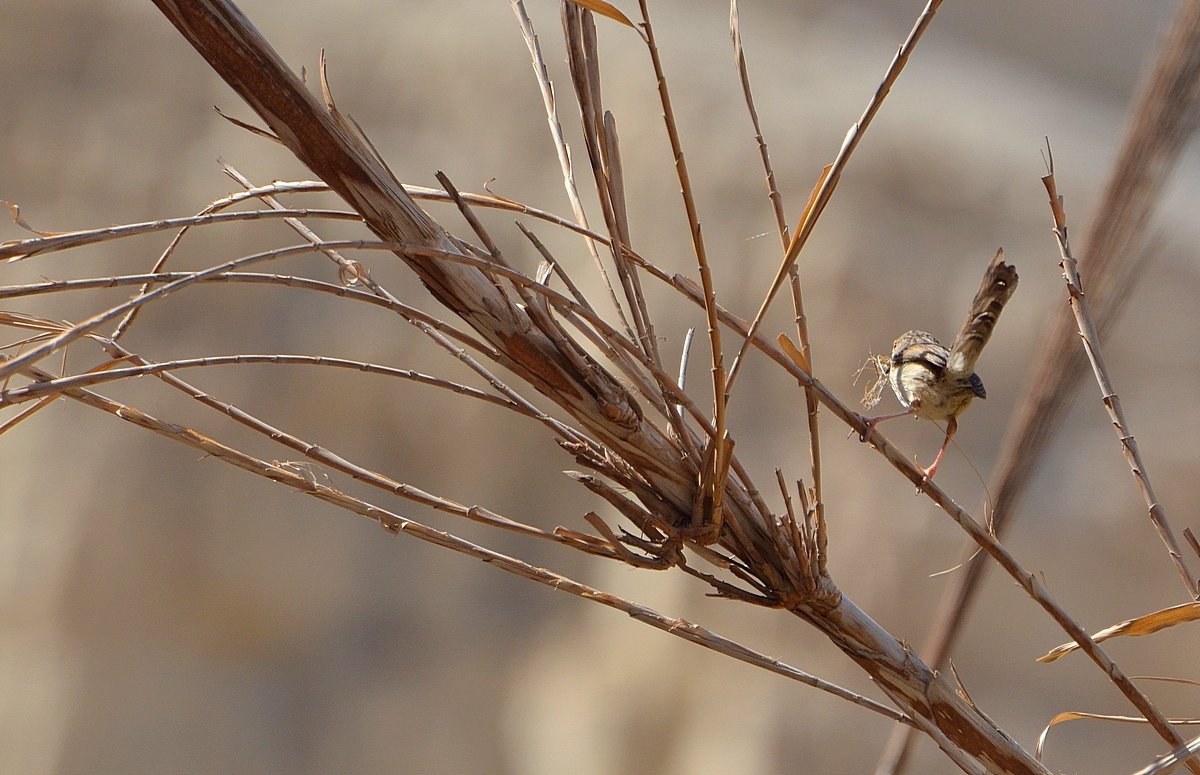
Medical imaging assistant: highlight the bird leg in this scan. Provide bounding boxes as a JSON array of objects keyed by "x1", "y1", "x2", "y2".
[
  {"x1": 858, "y1": 406, "x2": 917, "y2": 441},
  {"x1": 921, "y1": 416, "x2": 958, "y2": 481}
]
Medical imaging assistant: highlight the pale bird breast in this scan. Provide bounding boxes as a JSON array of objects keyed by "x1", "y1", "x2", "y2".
[{"x1": 888, "y1": 356, "x2": 986, "y2": 422}]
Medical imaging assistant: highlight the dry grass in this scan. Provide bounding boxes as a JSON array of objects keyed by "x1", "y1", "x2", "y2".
[{"x1": 3, "y1": 1, "x2": 1199, "y2": 773}]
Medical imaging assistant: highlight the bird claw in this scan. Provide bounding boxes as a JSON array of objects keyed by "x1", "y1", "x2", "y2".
[
  {"x1": 912, "y1": 463, "x2": 939, "y2": 494},
  {"x1": 855, "y1": 415, "x2": 879, "y2": 443}
]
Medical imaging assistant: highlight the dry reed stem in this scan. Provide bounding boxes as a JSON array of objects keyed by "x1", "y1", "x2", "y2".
[
  {"x1": 1, "y1": 353, "x2": 520, "y2": 411},
  {"x1": 510, "y1": 0, "x2": 635, "y2": 341},
  {"x1": 1186, "y1": 528, "x2": 1200, "y2": 564},
  {"x1": 634, "y1": 0, "x2": 731, "y2": 541},
  {"x1": 788, "y1": 276, "x2": 827, "y2": 557},
  {"x1": 1042, "y1": 158, "x2": 1198, "y2": 599},
  {"x1": 728, "y1": 0, "x2": 825, "y2": 544},
  {"x1": 1037, "y1": 711, "x2": 1200, "y2": 766},
  {"x1": 0, "y1": 180, "x2": 658, "y2": 264},
  {"x1": 562, "y1": 9, "x2": 657, "y2": 364},
  {"x1": 1135, "y1": 734, "x2": 1200, "y2": 775},
  {"x1": 1, "y1": 208, "x2": 360, "y2": 260},
  {"x1": 0, "y1": 270, "x2": 499, "y2": 357},
  {"x1": 729, "y1": 0, "x2": 788, "y2": 245}
]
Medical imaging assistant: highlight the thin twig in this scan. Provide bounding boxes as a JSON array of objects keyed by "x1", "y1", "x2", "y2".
[
  {"x1": 1185, "y1": 529, "x2": 1200, "y2": 564},
  {"x1": 598, "y1": 108, "x2": 661, "y2": 369},
  {"x1": 1, "y1": 208, "x2": 360, "y2": 261},
  {"x1": 727, "y1": 2, "x2": 823, "y2": 532},
  {"x1": 1, "y1": 353, "x2": 521, "y2": 411},
  {"x1": 1133, "y1": 733, "x2": 1200, "y2": 775},
  {"x1": 0, "y1": 270, "x2": 499, "y2": 357},
  {"x1": 730, "y1": 0, "x2": 788, "y2": 244},
  {"x1": 516, "y1": 223, "x2": 596, "y2": 317},
  {"x1": 578, "y1": 512, "x2": 673, "y2": 569},
  {"x1": 0, "y1": 241, "x2": 353, "y2": 381},
  {"x1": 0, "y1": 183, "x2": 644, "y2": 263},
  {"x1": 788, "y1": 271, "x2": 825, "y2": 556},
  {"x1": 726, "y1": 0, "x2": 944, "y2": 395},
  {"x1": 774, "y1": 469, "x2": 812, "y2": 593},
  {"x1": 1042, "y1": 155, "x2": 1198, "y2": 599},
  {"x1": 636, "y1": 0, "x2": 731, "y2": 542}
]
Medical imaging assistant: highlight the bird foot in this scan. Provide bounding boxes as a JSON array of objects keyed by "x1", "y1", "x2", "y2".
[{"x1": 856, "y1": 410, "x2": 910, "y2": 442}]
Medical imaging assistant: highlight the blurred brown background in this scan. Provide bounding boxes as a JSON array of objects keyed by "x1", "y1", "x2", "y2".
[{"x1": 2, "y1": 1, "x2": 1199, "y2": 773}]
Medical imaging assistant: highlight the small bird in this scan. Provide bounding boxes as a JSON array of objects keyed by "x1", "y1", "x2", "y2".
[{"x1": 863, "y1": 248, "x2": 1018, "y2": 480}]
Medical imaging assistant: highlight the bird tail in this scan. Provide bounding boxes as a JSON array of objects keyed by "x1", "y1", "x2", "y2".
[{"x1": 947, "y1": 248, "x2": 1019, "y2": 374}]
